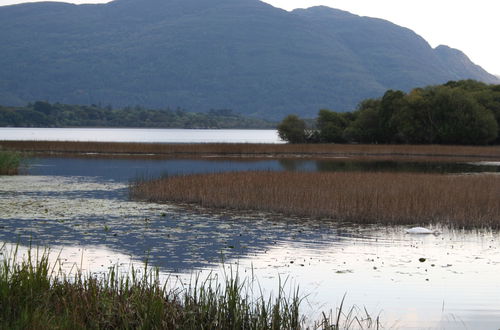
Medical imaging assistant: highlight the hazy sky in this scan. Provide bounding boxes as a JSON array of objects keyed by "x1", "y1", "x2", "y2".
[{"x1": 1, "y1": 0, "x2": 499, "y2": 75}]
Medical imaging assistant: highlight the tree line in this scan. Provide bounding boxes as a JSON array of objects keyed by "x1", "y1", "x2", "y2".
[
  {"x1": 0, "y1": 103, "x2": 274, "y2": 129},
  {"x1": 278, "y1": 80, "x2": 500, "y2": 145}
]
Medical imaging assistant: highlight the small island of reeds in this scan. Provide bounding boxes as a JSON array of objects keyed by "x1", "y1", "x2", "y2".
[{"x1": 131, "y1": 171, "x2": 500, "y2": 229}]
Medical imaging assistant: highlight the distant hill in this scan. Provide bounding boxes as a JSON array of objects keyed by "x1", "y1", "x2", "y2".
[{"x1": 0, "y1": 0, "x2": 498, "y2": 120}]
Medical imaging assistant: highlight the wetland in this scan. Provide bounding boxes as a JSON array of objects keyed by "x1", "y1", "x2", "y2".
[
  {"x1": 1, "y1": 130, "x2": 500, "y2": 328},
  {"x1": 1, "y1": 149, "x2": 500, "y2": 328}
]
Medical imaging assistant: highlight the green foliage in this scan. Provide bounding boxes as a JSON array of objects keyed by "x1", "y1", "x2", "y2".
[
  {"x1": 0, "y1": 103, "x2": 274, "y2": 129},
  {"x1": 0, "y1": 150, "x2": 22, "y2": 175},
  {"x1": 343, "y1": 99, "x2": 383, "y2": 143},
  {"x1": 317, "y1": 109, "x2": 349, "y2": 143},
  {"x1": 0, "y1": 247, "x2": 304, "y2": 329},
  {"x1": 280, "y1": 80, "x2": 500, "y2": 145},
  {"x1": 277, "y1": 115, "x2": 308, "y2": 144},
  {"x1": 345, "y1": 81, "x2": 499, "y2": 145}
]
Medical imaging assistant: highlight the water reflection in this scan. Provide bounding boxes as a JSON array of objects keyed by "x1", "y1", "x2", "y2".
[
  {"x1": 284, "y1": 158, "x2": 500, "y2": 174},
  {"x1": 0, "y1": 176, "x2": 351, "y2": 273},
  {"x1": 26, "y1": 157, "x2": 500, "y2": 182}
]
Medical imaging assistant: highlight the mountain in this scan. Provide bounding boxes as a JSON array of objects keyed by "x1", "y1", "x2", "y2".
[{"x1": 0, "y1": 0, "x2": 498, "y2": 120}]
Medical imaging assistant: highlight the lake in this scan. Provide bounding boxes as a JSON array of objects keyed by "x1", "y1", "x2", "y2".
[
  {"x1": 1, "y1": 154, "x2": 499, "y2": 329},
  {"x1": 0, "y1": 127, "x2": 283, "y2": 143}
]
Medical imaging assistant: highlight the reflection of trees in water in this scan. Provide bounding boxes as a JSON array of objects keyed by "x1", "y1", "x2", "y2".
[
  {"x1": 314, "y1": 160, "x2": 499, "y2": 174},
  {"x1": 278, "y1": 158, "x2": 500, "y2": 174},
  {"x1": 0, "y1": 209, "x2": 343, "y2": 274},
  {"x1": 29, "y1": 157, "x2": 499, "y2": 183},
  {"x1": 277, "y1": 159, "x2": 311, "y2": 171}
]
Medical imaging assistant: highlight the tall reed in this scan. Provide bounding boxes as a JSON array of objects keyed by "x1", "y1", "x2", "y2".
[{"x1": 131, "y1": 171, "x2": 500, "y2": 228}]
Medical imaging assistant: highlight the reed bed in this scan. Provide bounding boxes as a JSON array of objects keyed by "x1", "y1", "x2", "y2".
[
  {"x1": 131, "y1": 171, "x2": 500, "y2": 228},
  {"x1": 0, "y1": 150, "x2": 22, "y2": 175},
  {"x1": 1, "y1": 140, "x2": 500, "y2": 161},
  {"x1": 0, "y1": 246, "x2": 378, "y2": 329}
]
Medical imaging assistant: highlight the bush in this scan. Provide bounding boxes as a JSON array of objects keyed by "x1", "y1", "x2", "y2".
[{"x1": 0, "y1": 150, "x2": 22, "y2": 175}]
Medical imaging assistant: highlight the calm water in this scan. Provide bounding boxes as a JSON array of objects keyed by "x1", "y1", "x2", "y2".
[
  {"x1": 0, "y1": 127, "x2": 283, "y2": 143},
  {"x1": 1, "y1": 156, "x2": 500, "y2": 329},
  {"x1": 25, "y1": 157, "x2": 500, "y2": 182}
]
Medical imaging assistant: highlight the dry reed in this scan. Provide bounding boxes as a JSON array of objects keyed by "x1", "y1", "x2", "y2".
[
  {"x1": 1, "y1": 141, "x2": 499, "y2": 161},
  {"x1": 131, "y1": 171, "x2": 500, "y2": 228}
]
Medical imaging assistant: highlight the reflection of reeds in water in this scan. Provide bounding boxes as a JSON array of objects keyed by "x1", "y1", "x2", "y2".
[
  {"x1": 131, "y1": 171, "x2": 500, "y2": 228},
  {"x1": 0, "y1": 246, "x2": 378, "y2": 329},
  {"x1": 0, "y1": 150, "x2": 21, "y2": 175},
  {"x1": 2, "y1": 141, "x2": 500, "y2": 161}
]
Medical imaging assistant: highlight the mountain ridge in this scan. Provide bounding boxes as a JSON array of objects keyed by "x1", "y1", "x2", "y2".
[{"x1": 0, "y1": 0, "x2": 498, "y2": 119}]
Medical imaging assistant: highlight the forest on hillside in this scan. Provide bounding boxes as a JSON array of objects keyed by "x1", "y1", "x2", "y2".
[
  {"x1": 0, "y1": 103, "x2": 274, "y2": 129},
  {"x1": 278, "y1": 80, "x2": 500, "y2": 145},
  {"x1": 1, "y1": 0, "x2": 498, "y2": 119}
]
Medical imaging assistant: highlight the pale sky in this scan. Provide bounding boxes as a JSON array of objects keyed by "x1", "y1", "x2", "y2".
[{"x1": 1, "y1": 0, "x2": 499, "y2": 76}]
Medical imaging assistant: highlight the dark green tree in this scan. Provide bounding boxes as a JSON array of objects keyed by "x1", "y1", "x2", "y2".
[
  {"x1": 277, "y1": 114, "x2": 308, "y2": 143},
  {"x1": 378, "y1": 90, "x2": 406, "y2": 143},
  {"x1": 33, "y1": 101, "x2": 53, "y2": 115},
  {"x1": 392, "y1": 88, "x2": 436, "y2": 144},
  {"x1": 343, "y1": 99, "x2": 381, "y2": 143},
  {"x1": 316, "y1": 109, "x2": 349, "y2": 143},
  {"x1": 430, "y1": 87, "x2": 497, "y2": 144}
]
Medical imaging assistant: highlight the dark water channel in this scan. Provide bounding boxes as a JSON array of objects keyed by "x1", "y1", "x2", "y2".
[
  {"x1": 1, "y1": 156, "x2": 500, "y2": 329},
  {"x1": 26, "y1": 156, "x2": 500, "y2": 182}
]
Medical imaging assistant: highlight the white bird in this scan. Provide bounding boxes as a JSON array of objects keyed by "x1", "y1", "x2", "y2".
[{"x1": 405, "y1": 227, "x2": 441, "y2": 235}]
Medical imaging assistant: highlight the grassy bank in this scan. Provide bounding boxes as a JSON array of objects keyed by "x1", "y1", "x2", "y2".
[
  {"x1": 0, "y1": 150, "x2": 22, "y2": 175},
  {"x1": 131, "y1": 171, "x2": 500, "y2": 228},
  {"x1": 0, "y1": 247, "x2": 377, "y2": 329},
  {"x1": 0, "y1": 248, "x2": 301, "y2": 329},
  {"x1": 1, "y1": 140, "x2": 500, "y2": 161}
]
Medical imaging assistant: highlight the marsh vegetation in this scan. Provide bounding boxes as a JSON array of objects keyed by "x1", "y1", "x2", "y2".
[
  {"x1": 0, "y1": 247, "x2": 299, "y2": 329},
  {"x1": 1, "y1": 140, "x2": 500, "y2": 161},
  {"x1": 1, "y1": 158, "x2": 500, "y2": 328},
  {"x1": 0, "y1": 246, "x2": 380, "y2": 330},
  {"x1": 0, "y1": 150, "x2": 22, "y2": 175},
  {"x1": 131, "y1": 171, "x2": 500, "y2": 228}
]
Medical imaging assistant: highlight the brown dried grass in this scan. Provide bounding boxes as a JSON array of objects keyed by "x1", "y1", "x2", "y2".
[
  {"x1": 131, "y1": 171, "x2": 500, "y2": 228},
  {"x1": 1, "y1": 141, "x2": 499, "y2": 161}
]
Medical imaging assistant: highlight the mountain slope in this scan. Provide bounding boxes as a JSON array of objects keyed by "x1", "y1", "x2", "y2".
[{"x1": 0, "y1": 0, "x2": 498, "y2": 119}]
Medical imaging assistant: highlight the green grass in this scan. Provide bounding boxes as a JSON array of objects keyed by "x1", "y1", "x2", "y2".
[
  {"x1": 0, "y1": 246, "x2": 299, "y2": 329},
  {"x1": 0, "y1": 245, "x2": 378, "y2": 329},
  {"x1": 0, "y1": 150, "x2": 22, "y2": 175}
]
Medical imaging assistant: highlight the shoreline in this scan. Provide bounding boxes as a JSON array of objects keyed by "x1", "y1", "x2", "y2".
[{"x1": 2, "y1": 140, "x2": 500, "y2": 162}]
